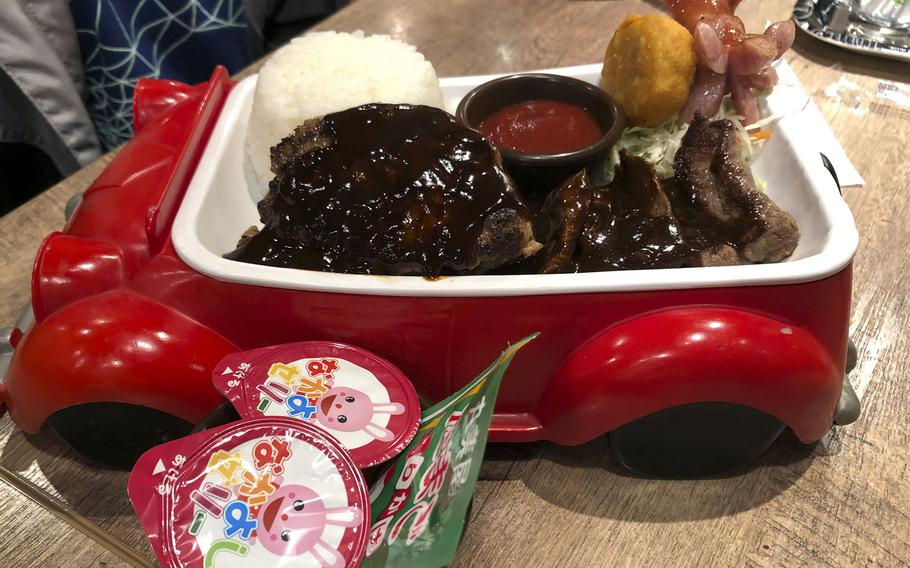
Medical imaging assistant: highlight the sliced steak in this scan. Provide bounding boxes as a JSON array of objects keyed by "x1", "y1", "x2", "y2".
[
  {"x1": 662, "y1": 177, "x2": 742, "y2": 268},
  {"x1": 227, "y1": 104, "x2": 539, "y2": 277},
  {"x1": 674, "y1": 116, "x2": 799, "y2": 262},
  {"x1": 691, "y1": 244, "x2": 741, "y2": 267},
  {"x1": 537, "y1": 170, "x2": 593, "y2": 273},
  {"x1": 575, "y1": 153, "x2": 696, "y2": 271}
]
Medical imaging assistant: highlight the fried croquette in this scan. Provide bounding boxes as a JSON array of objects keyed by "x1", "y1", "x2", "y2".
[{"x1": 600, "y1": 14, "x2": 697, "y2": 126}]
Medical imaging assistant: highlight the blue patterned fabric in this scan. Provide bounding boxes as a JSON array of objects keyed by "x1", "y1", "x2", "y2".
[{"x1": 71, "y1": 0, "x2": 253, "y2": 150}]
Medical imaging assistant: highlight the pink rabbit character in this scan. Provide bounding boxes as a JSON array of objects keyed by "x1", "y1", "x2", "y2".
[
  {"x1": 315, "y1": 387, "x2": 405, "y2": 441},
  {"x1": 256, "y1": 483, "x2": 361, "y2": 565}
]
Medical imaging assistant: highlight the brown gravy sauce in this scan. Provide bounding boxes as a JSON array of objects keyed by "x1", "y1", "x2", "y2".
[{"x1": 227, "y1": 104, "x2": 528, "y2": 278}]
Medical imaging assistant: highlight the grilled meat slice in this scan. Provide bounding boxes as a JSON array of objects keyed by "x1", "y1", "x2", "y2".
[
  {"x1": 575, "y1": 153, "x2": 696, "y2": 271},
  {"x1": 673, "y1": 115, "x2": 799, "y2": 262},
  {"x1": 537, "y1": 170, "x2": 594, "y2": 273},
  {"x1": 228, "y1": 104, "x2": 539, "y2": 277},
  {"x1": 691, "y1": 244, "x2": 741, "y2": 267}
]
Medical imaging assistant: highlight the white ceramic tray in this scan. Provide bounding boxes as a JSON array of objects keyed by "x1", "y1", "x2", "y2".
[{"x1": 172, "y1": 64, "x2": 858, "y2": 297}]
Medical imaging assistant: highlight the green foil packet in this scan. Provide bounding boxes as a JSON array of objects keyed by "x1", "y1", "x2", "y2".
[{"x1": 362, "y1": 335, "x2": 537, "y2": 568}]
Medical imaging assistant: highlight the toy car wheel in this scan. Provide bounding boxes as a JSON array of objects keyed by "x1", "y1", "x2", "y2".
[
  {"x1": 47, "y1": 402, "x2": 193, "y2": 470},
  {"x1": 190, "y1": 401, "x2": 240, "y2": 434},
  {"x1": 607, "y1": 402, "x2": 787, "y2": 479},
  {"x1": 846, "y1": 337, "x2": 858, "y2": 374}
]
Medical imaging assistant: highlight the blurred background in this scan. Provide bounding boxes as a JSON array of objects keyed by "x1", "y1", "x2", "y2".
[{"x1": 0, "y1": 0, "x2": 348, "y2": 216}]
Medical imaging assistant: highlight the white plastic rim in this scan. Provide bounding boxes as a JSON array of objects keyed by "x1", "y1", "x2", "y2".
[{"x1": 172, "y1": 64, "x2": 859, "y2": 297}]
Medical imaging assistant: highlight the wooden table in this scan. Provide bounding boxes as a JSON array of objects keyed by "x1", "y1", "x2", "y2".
[{"x1": 1, "y1": 1, "x2": 909, "y2": 566}]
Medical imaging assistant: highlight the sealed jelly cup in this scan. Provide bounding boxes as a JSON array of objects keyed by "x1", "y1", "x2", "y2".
[
  {"x1": 129, "y1": 417, "x2": 370, "y2": 568},
  {"x1": 212, "y1": 341, "x2": 421, "y2": 469}
]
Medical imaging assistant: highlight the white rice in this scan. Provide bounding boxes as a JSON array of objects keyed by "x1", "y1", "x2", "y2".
[{"x1": 246, "y1": 30, "x2": 445, "y2": 191}]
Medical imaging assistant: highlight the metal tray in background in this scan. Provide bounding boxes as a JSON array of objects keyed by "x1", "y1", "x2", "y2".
[{"x1": 794, "y1": 0, "x2": 910, "y2": 62}]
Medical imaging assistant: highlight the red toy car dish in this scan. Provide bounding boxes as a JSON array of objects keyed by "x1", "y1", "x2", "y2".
[{"x1": 0, "y1": 67, "x2": 861, "y2": 476}]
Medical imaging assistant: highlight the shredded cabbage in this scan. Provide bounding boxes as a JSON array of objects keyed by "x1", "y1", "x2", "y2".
[{"x1": 592, "y1": 99, "x2": 761, "y2": 186}]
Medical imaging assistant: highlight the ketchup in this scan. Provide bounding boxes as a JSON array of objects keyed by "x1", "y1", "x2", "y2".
[{"x1": 479, "y1": 99, "x2": 602, "y2": 155}]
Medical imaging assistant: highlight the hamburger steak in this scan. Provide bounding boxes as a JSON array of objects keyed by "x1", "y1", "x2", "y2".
[{"x1": 227, "y1": 104, "x2": 540, "y2": 277}]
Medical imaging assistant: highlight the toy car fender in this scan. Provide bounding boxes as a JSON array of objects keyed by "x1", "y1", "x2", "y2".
[
  {"x1": 4, "y1": 288, "x2": 235, "y2": 433},
  {"x1": 537, "y1": 306, "x2": 843, "y2": 445}
]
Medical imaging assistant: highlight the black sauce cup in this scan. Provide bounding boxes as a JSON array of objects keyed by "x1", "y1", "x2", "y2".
[{"x1": 456, "y1": 73, "x2": 625, "y2": 194}]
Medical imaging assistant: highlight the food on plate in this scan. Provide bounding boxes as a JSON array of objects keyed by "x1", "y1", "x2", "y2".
[
  {"x1": 231, "y1": 17, "x2": 799, "y2": 279},
  {"x1": 593, "y1": 95, "x2": 759, "y2": 187},
  {"x1": 246, "y1": 30, "x2": 444, "y2": 189},
  {"x1": 600, "y1": 14, "x2": 697, "y2": 127},
  {"x1": 527, "y1": 117, "x2": 797, "y2": 273},
  {"x1": 671, "y1": 116, "x2": 799, "y2": 262},
  {"x1": 592, "y1": 6, "x2": 789, "y2": 186},
  {"x1": 478, "y1": 99, "x2": 603, "y2": 154},
  {"x1": 228, "y1": 104, "x2": 541, "y2": 278},
  {"x1": 576, "y1": 152, "x2": 697, "y2": 271},
  {"x1": 536, "y1": 171, "x2": 594, "y2": 273},
  {"x1": 664, "y1": 0, "x2": 795, "y2": 125}
]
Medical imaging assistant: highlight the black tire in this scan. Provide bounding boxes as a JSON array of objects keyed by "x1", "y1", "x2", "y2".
[
  {"x1": 608, "y1": 402, "x2": 786, "y2": 479},
  {"x1": 846, "y1": 337, "x2": 858, "y2": 374},
  {"x1": 191, "y1": 401, "x2": 240, "y2": 434},
  {"x1": 47, "y1": 402, "x2": 193, "y2": 470}
]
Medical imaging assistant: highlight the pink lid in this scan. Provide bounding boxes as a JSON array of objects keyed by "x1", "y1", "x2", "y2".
[
  {"x1": 212, "y1": 341, "x2": 421, "y2": 469},
  {"x1": 128, "y1": 417, "x2": 369, "y2": 568}
]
